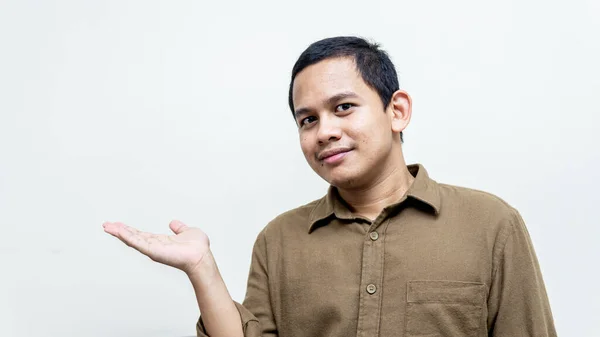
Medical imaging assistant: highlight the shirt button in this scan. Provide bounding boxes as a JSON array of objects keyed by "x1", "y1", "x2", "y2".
[
  {"x1": 366, "y1": 284, "x2": 377, "y2": 294},
  {"x1": 369, "y1": 231, "x2": 379, "y2": 241}
]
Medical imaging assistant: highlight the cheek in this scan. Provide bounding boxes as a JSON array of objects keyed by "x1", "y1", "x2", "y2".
[
  {"x1": 299, "y1": 135, "x2": 313, "y2": 159},
  {"x1": 358, "y1": 115, "x2": 388, "y2": 141},
  {"x1": 350, "y1": 121, "x2": 388, "y2": 159}
]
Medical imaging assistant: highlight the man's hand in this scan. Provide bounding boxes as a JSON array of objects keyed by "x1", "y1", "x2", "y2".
[
  {"x1": 103, "y1": 220, "x2": 244, "y2": 337},
  {"x1": 102, "y1": 220, "x2": 211, "y2": 276}
]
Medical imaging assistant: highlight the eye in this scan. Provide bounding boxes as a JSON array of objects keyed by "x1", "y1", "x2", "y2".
[
  {"x1": 335, "y1": 103, "x2": 354, "y2": 112},
  {"x1": 300, "y1": 116, "x2": 317, "y2": 127}
]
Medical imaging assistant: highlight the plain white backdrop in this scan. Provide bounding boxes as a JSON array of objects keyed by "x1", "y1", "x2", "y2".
[{"x1": 1, "y1": 0, "x2": 598, "y2": 336}]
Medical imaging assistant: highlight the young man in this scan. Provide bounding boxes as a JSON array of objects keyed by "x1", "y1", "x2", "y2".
[{"x1": 103, "y1": 36, "x2": 557, "y2": 337}]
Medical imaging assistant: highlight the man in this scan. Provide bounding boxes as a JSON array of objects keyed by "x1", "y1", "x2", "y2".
[{"x1": 103, "y1": 36, "x2": 557, "y2": 337}]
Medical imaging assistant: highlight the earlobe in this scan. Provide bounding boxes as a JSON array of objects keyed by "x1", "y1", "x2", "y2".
[{"x1": 389, "y1": 90, "x2": 412, "y2": 133}]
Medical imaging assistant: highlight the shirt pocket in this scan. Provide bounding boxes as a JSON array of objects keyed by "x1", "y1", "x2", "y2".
[{"x1": 404, "y1": 280, "x2": 485, "y2": 337}]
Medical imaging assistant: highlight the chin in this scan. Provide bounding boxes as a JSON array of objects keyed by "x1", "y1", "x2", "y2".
[{"x1": 323, "y1": 171, "x2": 363, "y2": 189}]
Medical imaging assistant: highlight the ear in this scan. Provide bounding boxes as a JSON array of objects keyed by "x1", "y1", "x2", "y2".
[{"x1": 388, "y1": 90, "x2": 412, "y2": 134}]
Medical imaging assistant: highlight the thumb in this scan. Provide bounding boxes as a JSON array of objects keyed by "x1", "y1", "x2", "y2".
[{"x1": 169, "y1": 220, "x2": 189, "y2": 234}]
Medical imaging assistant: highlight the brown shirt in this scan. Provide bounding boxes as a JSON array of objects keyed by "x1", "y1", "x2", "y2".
[{"x1": 197, "y1": 164, "x2": 557, "y2": 337}]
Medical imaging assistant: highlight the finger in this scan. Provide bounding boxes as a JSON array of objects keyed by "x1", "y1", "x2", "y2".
[
  {"x1": 103, "y1": 222, "x2": 136, "y2": 237},
  {"x1": 169, "y1": 220, "x2": 189, "y2": 235},
  {"x1": 102, "y1": 221, "x2": 123, "y2": 237},
  {"x1": 103, "y1": 221, "x2": 140, "y2": 233},
  {"x1": 104, "y1": 222, "x2": 159, "y2": 244},
  {"x1": 104, "y1": 222, "x2": 150, "y2": 255},
  {"x1": 121, "y1": 227, "x2": 155, "y2": 256}
]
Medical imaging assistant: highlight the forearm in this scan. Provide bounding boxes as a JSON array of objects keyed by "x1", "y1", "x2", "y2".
[{"x1": 187, "y1": 251, "x2": 244, "y2": 337}]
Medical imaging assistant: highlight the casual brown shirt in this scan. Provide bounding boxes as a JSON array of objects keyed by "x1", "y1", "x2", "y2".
[{"x1": 197, "y1": 164, "x2": 557, "y2": 337}]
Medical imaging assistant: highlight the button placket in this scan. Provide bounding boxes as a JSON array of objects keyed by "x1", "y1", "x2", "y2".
[{"x1": 356, "y1": 217, "x2": 390, "y2": 337}]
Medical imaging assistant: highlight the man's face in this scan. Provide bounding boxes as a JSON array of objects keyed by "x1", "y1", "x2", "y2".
[{"x1": 292, "y1": 57, "x2": 399, "y2": 188}]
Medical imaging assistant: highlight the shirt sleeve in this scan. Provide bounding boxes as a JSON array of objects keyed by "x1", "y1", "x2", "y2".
[
  {"x1": 487, "y1": 209, "x2": 558, "y2": 336},
  {"x1": 195, "y1": 301, "x2": 261, "y2": 337},
  {"x1": 196, "y1": 228, "x2": 276, "y2": 337}
]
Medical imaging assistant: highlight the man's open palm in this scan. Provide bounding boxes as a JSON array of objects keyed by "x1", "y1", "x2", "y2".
[{"x1": 103, "y1": 220, "x2": 211, "y2": 275}]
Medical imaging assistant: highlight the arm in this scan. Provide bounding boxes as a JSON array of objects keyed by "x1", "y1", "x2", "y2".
[
  {"x1": 241, "y1": 228, "x2": 277, "y2": 335},
  {"x1": 487, "y1": 210, "x2": 557, "y2": 336},
  {"x1": 196, "y1": 228, "x2": 276, "y2": 336},
  {"x1": 188, "y1": 251, "x2": 244, "y2": 337}
]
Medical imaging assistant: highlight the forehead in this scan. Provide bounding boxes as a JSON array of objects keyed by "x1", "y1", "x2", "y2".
[{"x1": 292, "y1": 57, "x2": 374, "y2": 109}]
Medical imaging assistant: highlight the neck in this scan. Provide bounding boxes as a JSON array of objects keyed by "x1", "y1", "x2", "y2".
[{"x1": 337, "y1": 153, "x2": 414, "y2": 221}]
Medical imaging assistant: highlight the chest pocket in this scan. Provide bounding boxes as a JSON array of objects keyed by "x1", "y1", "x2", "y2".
[{"x1": 404, "y1": 280, "x2": 485, "y2": 337}]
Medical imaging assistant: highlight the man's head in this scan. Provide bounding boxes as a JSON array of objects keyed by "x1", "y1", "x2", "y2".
[{"x1": 289, "y1": 36, "x2": 412, "y2": 189}]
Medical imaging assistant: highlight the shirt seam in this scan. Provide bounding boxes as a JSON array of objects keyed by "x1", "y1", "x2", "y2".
[
  {"x1": 376, "y1": 218, "x2": 391, "y2": 336},
  {"x1": 490, "y1": 209, "x2": 518, "y2": 283}
]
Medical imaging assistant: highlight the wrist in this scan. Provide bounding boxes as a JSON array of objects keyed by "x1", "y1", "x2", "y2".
[{"x1": 186, "y1": 250, "x2": 220, "y2": 286}]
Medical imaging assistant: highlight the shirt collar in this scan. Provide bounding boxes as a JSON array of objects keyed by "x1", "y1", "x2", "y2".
[{"x1": 307, "y1": 163, "x2": 441, "y2": 233}]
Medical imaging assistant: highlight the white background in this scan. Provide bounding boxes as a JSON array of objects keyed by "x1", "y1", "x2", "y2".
[{"x1": 1, "y1": 0, "x2": 598, "y2": 336}]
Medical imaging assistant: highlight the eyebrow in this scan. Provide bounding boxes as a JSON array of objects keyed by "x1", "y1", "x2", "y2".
[{"x1": 294, "y1": 91, "x2": 359, "y2": 119}]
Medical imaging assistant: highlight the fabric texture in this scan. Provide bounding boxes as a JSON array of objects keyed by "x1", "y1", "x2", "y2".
[{"x1": 196, "y1": 164, "x2": 557, "y2": 337}]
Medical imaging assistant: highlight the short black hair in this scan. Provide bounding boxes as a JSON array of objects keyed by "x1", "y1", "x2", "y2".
[{"x1": 288, "y1": 36, "x2": 403, "y2": 142}]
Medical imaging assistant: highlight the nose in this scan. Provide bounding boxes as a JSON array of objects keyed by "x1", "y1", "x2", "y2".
[{"x1": 316, "y1": 115, "x2": 342, "y2": 145}]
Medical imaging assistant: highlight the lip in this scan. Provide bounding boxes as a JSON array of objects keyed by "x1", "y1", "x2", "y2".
[
  {"x1": 318, "y1": 147, "x2": 353, "y2": 164},
  {"x1": 323, "y1": 151, "x2": 350, "y2": 164}
]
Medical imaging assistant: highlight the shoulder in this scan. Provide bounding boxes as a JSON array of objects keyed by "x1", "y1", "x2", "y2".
[
  {"x1": 257, "y1": 196, "x2": 324, "y2": 239},
  {"x1": 436, "y1": 182, "x2": 523, "y2": 232},
  {"x1": 438, "y1": 182, "x2": 517, "y2": 213}
]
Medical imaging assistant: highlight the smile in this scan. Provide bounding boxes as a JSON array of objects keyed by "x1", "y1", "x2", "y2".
[{"x1": 321, "y1": 149, "x2": 352, "y2": 165}]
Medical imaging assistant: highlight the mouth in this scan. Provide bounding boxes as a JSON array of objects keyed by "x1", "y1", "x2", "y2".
[{"x1": 318, "y1": 148, "x2": 353, "y2": 164}]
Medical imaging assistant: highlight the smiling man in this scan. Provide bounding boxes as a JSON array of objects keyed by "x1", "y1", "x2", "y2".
[{"x1": 103, "y1": 36, "x2": 557, "y2": 337}]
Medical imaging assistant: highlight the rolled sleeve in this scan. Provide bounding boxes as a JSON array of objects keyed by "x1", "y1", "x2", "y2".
[
  {"x1": 487, "y1": 209, "x2": 557, "y2": 336},
  {"x1": 196, "y1": 302, "x2": 260, "y2": 337}
]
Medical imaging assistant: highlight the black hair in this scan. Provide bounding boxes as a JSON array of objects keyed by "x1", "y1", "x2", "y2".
[{"x1": 288, "y1": 36, "x2": 403, "y2": 142}]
